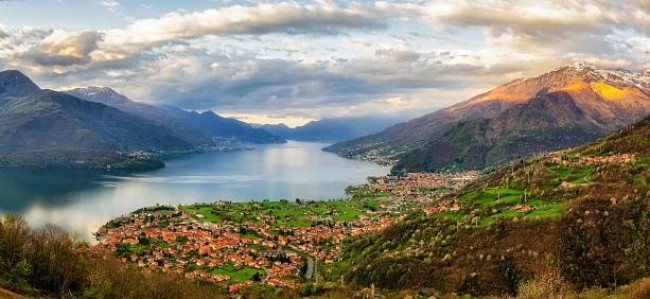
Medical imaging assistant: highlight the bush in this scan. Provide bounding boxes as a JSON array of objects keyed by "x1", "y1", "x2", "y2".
[
  {"x1": 629, "y1": 278, "x2": 650, "y2": 299},
  {"x1": 0, "y1": 215, "x2": 224, "y2": 298},
  {"x1": 516, "y1": 271, "x2": 574, "y2": 299}
]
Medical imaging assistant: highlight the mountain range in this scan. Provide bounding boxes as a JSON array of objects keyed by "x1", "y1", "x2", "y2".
[
  {"x1": 256, "y1": 117, "x2": 404, "y2": 143},
  {"x1": 325, "y1": 63, "x2": 650, "y2": 172},
  {"x1": 0, "y1": 70, "x2": 285, "y2": 170},
  {"x1": 158, "y1": 106, "x2": 284, "y2": 144},
  {"x1": 65, "y1": 86, "x2": 284, "y2": 145}
]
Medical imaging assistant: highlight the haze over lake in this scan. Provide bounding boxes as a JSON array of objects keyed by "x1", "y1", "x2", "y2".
[{"x1": 0, "y1": 141, "x2": 388, "y2": 240}]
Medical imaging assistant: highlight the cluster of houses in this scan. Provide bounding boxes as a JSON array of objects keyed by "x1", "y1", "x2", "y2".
[
  {"x1": 347, "y1": 149, "x2": 395, "y2": 165},
  {"x1": 422, "y1": 199, "x2": 461, "y2": 215},
  {"x1": 95, "y1": 210, "x2": 304, "y2": 290},
  {"x1": 93, "y1": 171, "x2": 488, "y2": 293},
  {"x1": 552, "y1": 153, "x2": 636, "y2": 165},
  {"x1": 94, "y1": 200, "x2": 410, "y2": 291},
  {"x1": 272, "y1": 215, "x2": 405, "y2": 265},
  {"x1": 579, "y1": 153, "x2": 636, "y2": 165},
  {"x1": 367, "y1": 172, "x2": 478, "y2": 203}
]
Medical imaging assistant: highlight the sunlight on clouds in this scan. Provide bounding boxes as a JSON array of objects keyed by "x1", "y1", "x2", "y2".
[
  {"x1": 219, "y1": 113, "x2": 314, "y2": 127},
  {"x1": 96, "y1": 1, "x2": 382, "y2": 59},
  {"x1": 0, "y1": 0, "x2": 649, "y2": 122}
]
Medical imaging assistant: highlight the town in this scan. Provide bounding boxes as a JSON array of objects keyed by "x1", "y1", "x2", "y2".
[{"x1": 93, "y1": 172, "x2": 480, "y2": 292}]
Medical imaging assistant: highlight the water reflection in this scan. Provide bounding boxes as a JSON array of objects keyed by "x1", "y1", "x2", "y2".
[
  {"x1": 0, "y1": 142, "x2": 389, "y2": 241},
  {"x1": 0, "y1": 169, "x2": 111, "y2": 211}
]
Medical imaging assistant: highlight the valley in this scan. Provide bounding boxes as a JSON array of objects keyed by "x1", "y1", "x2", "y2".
[
  {"x1": 88, "y1": 112, "x2": 650, "y2": 296},
  {"x1": 4, "y1": 64, "x2": 650, "y2": 298},
  {"x1": 4, "y1": 1, "x2": 650, "y2": 298}
]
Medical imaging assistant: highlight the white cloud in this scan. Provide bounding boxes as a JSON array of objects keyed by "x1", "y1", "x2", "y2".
[
  {"x1": 2, "y1": 0, "x2": 650, "y2": 121},
  {"x1": 7, "y1": 1, "x2": 385, "y2": 68},
  {"x1": 27, "y1": 30, "x2": 104, "y2": 66},
  {"x1": 376, "y1": 0, "x2": 644, "y2": 55},
  {"x1": 99, "y1": 0, "x2": 119, "y2": 11}
]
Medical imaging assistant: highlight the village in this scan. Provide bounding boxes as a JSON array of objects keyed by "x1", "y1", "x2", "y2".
[
  {"x1": 95, "y1": 209, "x2": 303, "y2": 291},
  {"x1": 366, "y1": 172, "x2": 479, "y2": 198},
  {"x1": 94, "y1": 172, "x2": 480, "y2": 292}
]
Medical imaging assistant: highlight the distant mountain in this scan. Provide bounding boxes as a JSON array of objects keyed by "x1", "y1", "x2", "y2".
[
  {"x1": 0, "y1": 71, "x2": 196, "y2": 169},
  {"x1": 257, "y1": 117, "x2": 404, "y2": 142},
  {"x1": 66, "y1": 87, "x2": 285, "y2": 145},
  {"x1": 0, "y1": 70, "x2": 284, "y2": 170},
  {"x1": 256, "y1": 123, "x2": 294, "y2": 139},
  {"x1": 326, "y1": 63, "x2": 650, "y2": 171},
  {"x1": 66, "y1": 87, "x2": 174, "y2": 125},
  {"x1": 66, "y1": 87, "x2": 209, "y2": 147},
  {"x1": 160, "y1": 106, "x2": 285, "y2": 144}
]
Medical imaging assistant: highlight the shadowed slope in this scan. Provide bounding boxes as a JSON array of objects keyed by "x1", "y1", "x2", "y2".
[{"x1": 326, "y1": 64, "x2": 650, "y2": 167}]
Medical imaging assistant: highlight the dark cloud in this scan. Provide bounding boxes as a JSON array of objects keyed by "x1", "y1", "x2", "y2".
[{"x1": 137, "y1": 50, "x2": 477, "y2": 114}]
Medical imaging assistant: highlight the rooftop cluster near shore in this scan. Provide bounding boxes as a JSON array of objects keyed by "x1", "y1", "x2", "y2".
[{"x1": 95, "y1": 171, "x2": 478, "y2": 292}]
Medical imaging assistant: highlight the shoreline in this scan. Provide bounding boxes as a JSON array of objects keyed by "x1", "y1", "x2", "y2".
[{"x1": 92, "y1": 171, "x2": 478, "y2": 289}]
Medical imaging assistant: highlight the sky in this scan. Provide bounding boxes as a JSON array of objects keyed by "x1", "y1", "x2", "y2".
[{"x1": 0, "y1": 0, "x2": 649, "y2": 126}]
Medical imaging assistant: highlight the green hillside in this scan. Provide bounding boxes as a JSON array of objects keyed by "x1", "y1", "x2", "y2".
[
  {"x1": 393, "y1": 91, "x2": 614, "y2": 173},
  {"x1": 335, "y1": 115, "x2": 650, "y2": 297}
]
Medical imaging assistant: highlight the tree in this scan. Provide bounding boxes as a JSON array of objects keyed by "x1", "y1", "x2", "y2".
[
  {"x1": 8, "y1": 259, "x2": 32, "y2": 294},
  {"x1": 138, "y1": 236, "x2": 151, "y2": 245}
]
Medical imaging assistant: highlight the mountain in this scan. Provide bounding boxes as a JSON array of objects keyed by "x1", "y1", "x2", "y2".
[
  {"x1": 0, "y1": 70, "x2": 199, "y2": 170},
  {"x1": 257, "y1": 117, "x2": 404, "y2": 142},
  {"x1": 393, "y1": 91, "x2": 605, "y2": 172},
  {"x1": 339, "y1": 114, "x2": 650, "y2": 296},
  {"x1": 0, "y1": 70, "x2": 40, "y2": 100},
  {"x1": 326, "y1": 63, "x2": 650, "y2": 171},
  {"x1": 66, "y1": 87, "x2": 174, "y2": 124},
  {"x1": 256, "y1": 123, "x2": 294, "y2": 139},
  {"x1": 66, "y1": 87, "x2": 210, "y2": 147},
  {"x1": 66, "y1": 87, "x2": 285, "y2": 145},
  {"x1": 160, "y1": 106, "x2": 285, "y2": 144}
]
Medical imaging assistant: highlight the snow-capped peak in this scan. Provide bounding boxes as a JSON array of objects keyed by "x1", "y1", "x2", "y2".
[
  {"x1": 549, "y1": 62, "x2": 650, "y2": 95},
  {"x1": 83, "y1": 86, "x2": 116, "y2": 96},
  {"x1": 566, "y1": 61, "x2": 597, "y2": 71},
  {"x1": 594, "y1": 68, "x2": 650, "y2": 95}
]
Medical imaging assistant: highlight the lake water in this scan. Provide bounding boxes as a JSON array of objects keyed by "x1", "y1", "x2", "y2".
[{"x1": 0, "y1": 141, "x2": 389, "y2": 241}]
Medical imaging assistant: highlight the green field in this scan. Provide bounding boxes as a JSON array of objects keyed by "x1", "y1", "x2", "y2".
[
  {"x1": 460, "y1": 184, "x2": 567, "y2": 226},
  {"x1": 208, "y1": 264, "x2": 265, "y2": 282},
  {"x1": 460, "y1": 187, "x2": 524, "y2": 208},
  {"x1": 181, "y1": 199, "x2": 378, "y2": 228}
]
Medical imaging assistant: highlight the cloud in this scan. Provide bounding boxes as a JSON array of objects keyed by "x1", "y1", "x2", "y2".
[
  {"x1": 2, "y1": 1, "x2": 385, "y2": 68},
  {"x1": 0, "y1": 27, "x2": 52, "y2": 64},
  {"x1": 24, "y1": 31, "x2": 104, "y2": 66},
  {"x1": 2, "y1": 0, "x2": 650, "y2": 121},
  {"x1": 99, "y1": 0, "x2": 120, "y2": 11},
  {"x1": 137, "y1": 48, "x2": 514, "y2": 117},
  {"x1": 9, "y1": 1, "x2": 646, "y2": 68},
  {"x1": 377, "y1": 0, "x2": 642, "y2": 55},
  {"x1": 31, "y1": 45, "x2": 492, "y2": 118},
  {"x1": 99, "y1": 1, "x2": 382, "y2": 55}
]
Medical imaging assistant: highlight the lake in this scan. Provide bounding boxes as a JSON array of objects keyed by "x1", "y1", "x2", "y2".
[{"x1": 0, "y1": 141, "x2": 389, "y2": 241}]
